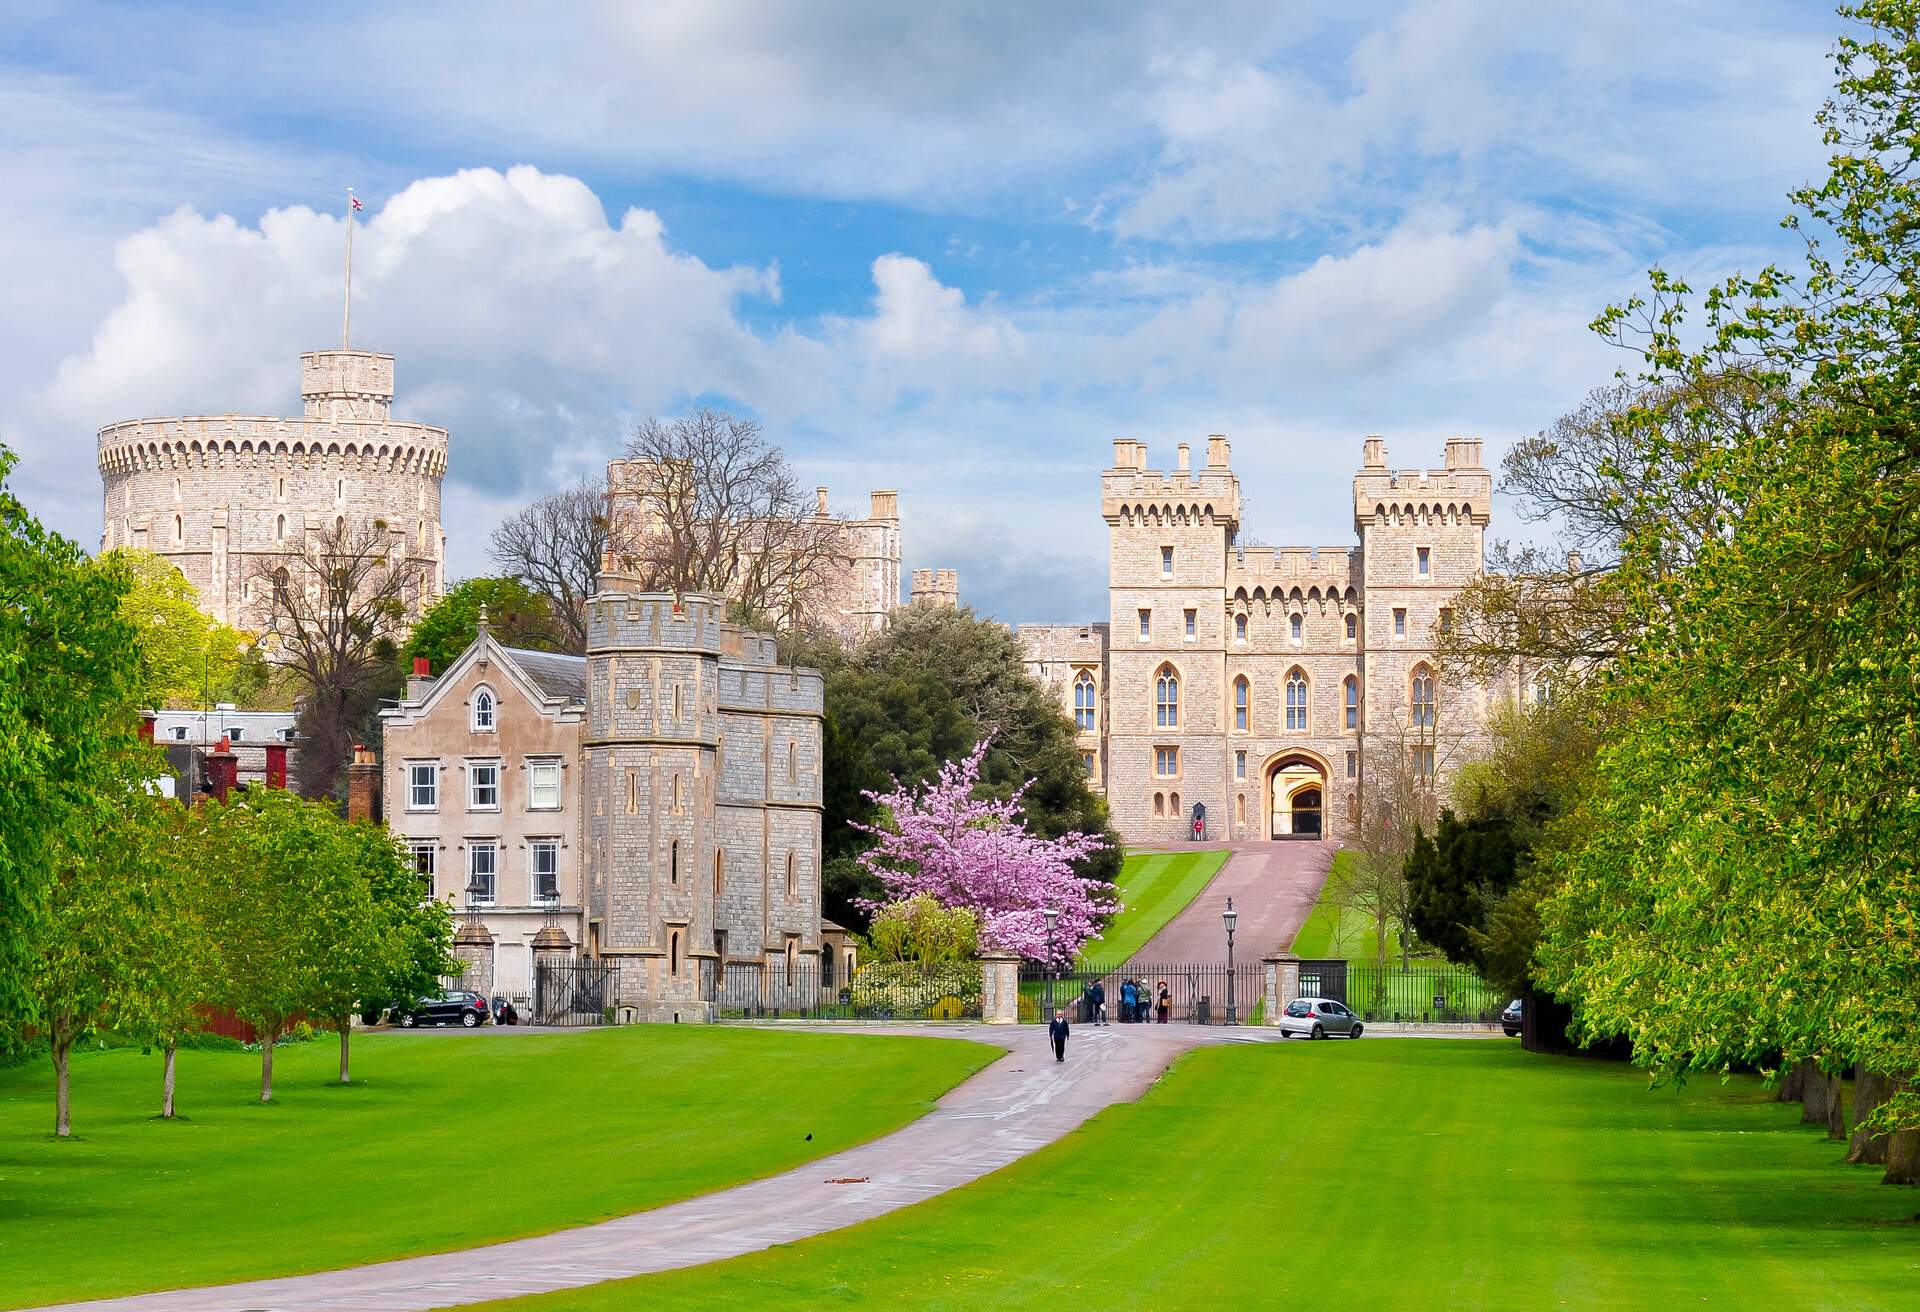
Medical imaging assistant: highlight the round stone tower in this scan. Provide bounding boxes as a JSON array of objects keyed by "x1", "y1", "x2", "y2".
[{"x1": 96, "y1": 348, "x2": 448, "y2": 627}]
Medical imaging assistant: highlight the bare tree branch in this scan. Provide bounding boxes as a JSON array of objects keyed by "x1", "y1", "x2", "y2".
[{"x1": 488, "y1": 481, "x2": 607, "y2": 654}]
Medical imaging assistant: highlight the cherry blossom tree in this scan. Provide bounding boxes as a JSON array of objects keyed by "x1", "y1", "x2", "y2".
[{"x1": 857, "y1": 740, "x2": 1111, "y2": 964}]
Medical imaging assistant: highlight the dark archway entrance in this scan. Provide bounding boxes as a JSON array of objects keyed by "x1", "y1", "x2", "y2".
[
  {"x1": 1291, "y1": 787, "x2": 1323, "y2": 836},
  {"x1": 1266, "y1": 757, "x2": 1329, "y2": 840}
]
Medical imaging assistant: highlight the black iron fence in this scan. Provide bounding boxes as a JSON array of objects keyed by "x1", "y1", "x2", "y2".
[
  {"x1": 705, "y1": 958, "x2": 983, "y2": 1022},
  {"x1": 1018, "y1": 961, "x2": 1264, "y2": 1026},
  {"x1": 1299, "y1": 958, "x2": 1505, "y2": 1024},
  {"x1": 531, "y1": 957, "x2": 620, "y2": 1026}
]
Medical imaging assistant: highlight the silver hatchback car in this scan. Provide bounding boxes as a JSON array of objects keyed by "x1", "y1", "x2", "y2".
[{"x1": 1279, "y1": 996, "x2": 1363, "y2": 1039}]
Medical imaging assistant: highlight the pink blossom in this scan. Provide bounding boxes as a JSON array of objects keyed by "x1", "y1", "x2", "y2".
[{"x1": 855, "y1": 739, "x2": 1113, "y2": 964}]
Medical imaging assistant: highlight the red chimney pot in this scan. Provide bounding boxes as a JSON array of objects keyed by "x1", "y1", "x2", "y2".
[{"x1": 413, "y1": 656, "x2": 431, "y2": 676}]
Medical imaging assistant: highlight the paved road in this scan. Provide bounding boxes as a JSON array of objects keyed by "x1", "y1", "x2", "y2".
[{"x1": 1134, "y1": 841, "x2": 1336, "y2": 961}]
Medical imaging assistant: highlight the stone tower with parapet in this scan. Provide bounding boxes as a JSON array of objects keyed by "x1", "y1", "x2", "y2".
[
  {"x1": 579, "y1": 583, "x2": 824, "y2": 1021},
  {"x1": 96, "y1": 349, "x2": 447, "y2": 627},
  {"x1": 909, "y1": 568, "x2": 959, "y2": 607}
]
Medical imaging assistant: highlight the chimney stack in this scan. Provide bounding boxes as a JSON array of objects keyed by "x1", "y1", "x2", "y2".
[
  {"x1": 1363, "y1": 436, "x2": 1386, "y2": 469},
  {"x1": 1176, "y1": 442, "x2": 1191, "y2": 473},
  {"x1": 1206, "y1": 435, "x2": 1230, "y2": 468},
  {"x1": 869, "y1": 489, "x2": 898, "y2": 520},
  {"x1": 265, "y1": 743, "x2": 289, "y2": 790},
  {"x1": 815, "y1": 486, "x2": 830, "y2": 517},
  {"x1": 1444, "y1": 436, "x2": 1485, "y2": 470},
  {"x1": 345, "y1": 744, "x2": 379, "y2": 823},
  {"x1": 204, "y1": 740, "x2": 239, "y2": 802}
]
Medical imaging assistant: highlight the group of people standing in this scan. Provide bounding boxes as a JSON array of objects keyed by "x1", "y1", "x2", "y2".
[{"x1": 1082, "y1": 977, "x2": 1171, "y2": 1026}]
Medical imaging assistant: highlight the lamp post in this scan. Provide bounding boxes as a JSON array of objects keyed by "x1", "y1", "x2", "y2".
[
  {"x1": 1042, "y1": 906, "x2": 1058, "y2": 1019},
  {"x1": 1223, "y1": 897, "x2": 1239, "y2": 1025}
]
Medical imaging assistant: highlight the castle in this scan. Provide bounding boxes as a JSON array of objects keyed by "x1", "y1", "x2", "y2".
[
  {"x1": 96, "y1": 349, "x2": 448, "y2": 627},
  {"x1": 1021, "y1": 434, "x2": 1494, "y2": 847}
]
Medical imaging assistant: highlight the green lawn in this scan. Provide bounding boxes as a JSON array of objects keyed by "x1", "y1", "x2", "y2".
[
  {"x1": 481, "y1": 1041, "x2": 1919, "y2": 1312},
  {"x1": 1289, "y1": 848, "x2": 1416, "y2": 962},
  {"x1": 1082, "y1": 849, "x2": 1230, "y2": 962},
  {"x1": 0, "y1": 1027, "x2": 993, "y2": 1309}
]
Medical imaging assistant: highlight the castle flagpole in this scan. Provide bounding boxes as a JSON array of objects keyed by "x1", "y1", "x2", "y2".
[{"x1": 342, "y1": 188, "x2": 360, "y2": 350}]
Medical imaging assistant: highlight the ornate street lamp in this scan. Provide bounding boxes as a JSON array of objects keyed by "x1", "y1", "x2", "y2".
[
  {"x1": 1223, "y1": 897, "x2": 1239, "y2": 1025},
  {"x1": 1042, "y1": 906, "x2": 1059, "y2": 1019}
]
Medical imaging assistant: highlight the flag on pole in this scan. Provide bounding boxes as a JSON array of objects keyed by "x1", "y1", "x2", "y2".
[{"x1": 349, "y1": 193, "x2": 363, "y2": 212}]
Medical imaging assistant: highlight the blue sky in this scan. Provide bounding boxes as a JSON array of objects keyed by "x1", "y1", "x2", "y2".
[{"x1": 0, "y1": 1, "x2": 1843, "y2": 622}]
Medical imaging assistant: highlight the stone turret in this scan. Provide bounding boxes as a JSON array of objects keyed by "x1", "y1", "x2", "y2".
[{"x1": 910, "y1": 568, "x2": 959, "y2": 608}]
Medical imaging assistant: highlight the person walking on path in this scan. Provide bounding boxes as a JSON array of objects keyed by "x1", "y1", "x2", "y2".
[
  {"x1": 1049, "y1": 1009, "x2": 1070, "y2": 1062},
  {"x1": 1088, "y1": 979, "x2": 1107, "y2": 1026},
  {"x1": 1156, "y1": 981, "x2": 1171, "y2": 1024}
]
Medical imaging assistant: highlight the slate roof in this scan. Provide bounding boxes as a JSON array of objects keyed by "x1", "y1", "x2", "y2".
[{"x1": 503, "y1": 646, "x2": 588, "y2": 705}]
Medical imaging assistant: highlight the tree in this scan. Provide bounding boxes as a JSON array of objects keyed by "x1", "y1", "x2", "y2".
[
  {"x1": 252, "y1": 515, "x2": 421, "y2": 797},
  {"x1": 111, "y1": 549, "x2": 267, "y2": 709},
  {"x1": 0, "y1": 447, "x2": 143, "y2": 1046},
  {"x1": 115, "y1": 800, "x2": 212, "y2": 1119},
  {"x1": 610, "y1": 409, "x2": 843, "y2": 629},
  {"x1": 1533, "y1": 1, "x2": 1920, "y2": 1177},
  {"x1": 489, "y1": 481, "x2": 610, "y2": 653},
  {"x1": 858, "y1": 740, "x2": 1110, "y2": 964},
  {"x1": 201, "y1": 790, "x2": 335, "y2": 1102},
  {"x1": 403, "y1": 576, "x2": 565, "y2": 676},
  {"x1": 1404, "y1": 809, "x2": 1520, "y2": 970},
  {"x1": 865, "y1": 895, "x2": 980, "y2": 966},
  {"x1": 28, "y1": 753, "x2": 177, "y2": 1136}
]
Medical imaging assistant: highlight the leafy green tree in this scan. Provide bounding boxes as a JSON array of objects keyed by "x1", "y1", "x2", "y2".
[
  {"x1": 111, "y1": 548, "x2": 266, "y2": 709},
  {"x1": 29, "y1": 753, "x2": 178, "y2": 1136},
  {"x1": 0, "y1": 448, "x2": 142, "y2": 1047},
  {"x1": 402, "y1": 576, "x2": 565, "y2": 676},
  {"x1": 201, "y1": 790, "x2": 336, "y2": 1102},
  {"x1": 865, "y1": 895, "x2": 980, "y2": 966},
  {"x1": 114, "y1": 800, "x2": 213, "y2": 1119},
  {"x1": 1533, "y1": 1, "x2": 1920, "y2": 1174},
  {"x1": 800, "y1": 608, "x2": 1121, "y2": 930}
]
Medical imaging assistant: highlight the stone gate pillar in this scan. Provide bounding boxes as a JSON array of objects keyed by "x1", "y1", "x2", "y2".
[
  {"x1": 980, "y1": 952, "x2": 1021, "y2": 1024},
  {"x1": 1263, "y1": 952, "x2": 1301, "y2": 1027}
]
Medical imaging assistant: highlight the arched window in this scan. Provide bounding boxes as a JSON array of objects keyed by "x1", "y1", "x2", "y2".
[
  {"x1": 1153, "y1": 792, "x2": 1165, "y2": 816},
  {"x1": 471, "y1": 687, "x2": 495, "y2": 732},
  {"x1": 670, "y1": 774, "x2": 680, "y2": 811},
  {"x1": 1345, "y1": 612, "x2": 1357, "y2": 641},
  {"x1": 1412, "y1": 665, "x2": 1436, "y2": 729},
  {"x1": 275, "y1": 475, "x2": 285, "y2": 501},
  {"x1": 669, "y1": 929, "x2": 681, "y2": 977},
  {"x1": 1234, "y1": 793, "x2": 1246, "y2": 824},
  {"x1": 714, "y1": 849, "x2": 725, "y2": 896},
  {"x1": 1074, "y1": 671, "x2": 1096, "y2": 730},
  {"x1": 334, "y1": 514, "x2": 345, "y2": 536},
  {"x1": 786, "y1": 851, "x2": 797, "y2": 897},
  {"x1": 335, "y1": 477, "x2": 345, "y2": 502},
  {"x1": 1234, "y1": 612, "x2": 1248, "y2": 641},
  {"x1": 673, "y1": 684, "x2": 683, "y2": 720},
  {"x1": 1344, "y1": 675, "x2": 1359, "y2": 730},
  {"x1": 1170, "y1": 790, "x2": 1181, "y2": 817},
  {"x1": 171, "y1": 476, "x2": 181, "y2": 502},
  {"x1": 1154, "y1": 664, "x2": 1179, "y2": 728},
  {"x1": 670, "y1": 838, "x2": 680, "y2": 884},
  {"x1": 1285, "y1": 669, "x2": 1308, "y2": 731},
  {"x1": 275, "y1": 513, "x2": 286, "y2": 542},
  {"x1": 172, "y1": 514, "x2": 183, "y2": 544},
  {"x1": 785, "y1": 939, "x2": 797, "y2": 986},
  {"x1": 787, "y1": 741, "x2": 797, "y2": 782},
  {"x1": 1534, "y1": 672, "x2": 1552, "y2": 707},
  {"x1": 1290, "y1": 613, "x2": 1303, "y2": 642},
  {"x1": 1233, "y1": 676, "x2": 1249, "y2": 731}
]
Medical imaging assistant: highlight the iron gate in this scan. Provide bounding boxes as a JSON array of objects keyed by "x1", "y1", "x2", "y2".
[
  {"x1": 1299, "y1": 958, "x2": 1504, "y2": 1023},
  {"x1": 531, "y1": 958, "x2": 619, "y2": 1026},
  {"x1": 1018, "y1": 960, "x2": 1264, "y2": 1026},
  {"x1": 704, "y1": 958, "x2": 983, "y2": 1021}
]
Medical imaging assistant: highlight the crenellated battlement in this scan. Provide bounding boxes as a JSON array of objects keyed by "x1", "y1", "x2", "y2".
[
  {"x1": 1352, "y1": 435, "x2": 1491, "y2": 529},
  {"x1": 1101, "y1": 437, "x2": 1241, "y2": 527}
]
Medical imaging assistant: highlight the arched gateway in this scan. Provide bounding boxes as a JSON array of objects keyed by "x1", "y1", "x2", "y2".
[{"x1": 1266, "y1": 753, "x2": 1329, "y2": 840}]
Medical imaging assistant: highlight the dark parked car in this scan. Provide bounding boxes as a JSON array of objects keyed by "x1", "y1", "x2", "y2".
[
  {"x1": 1501, "y1": 998, "x2": 1523, "y2": 1037},
  {"x1": 490, "y1": 996, "x2": 519, "y2": 1026},
  {"x1": 397, "y1": 990, "x2": 490, "y2": 1028}
]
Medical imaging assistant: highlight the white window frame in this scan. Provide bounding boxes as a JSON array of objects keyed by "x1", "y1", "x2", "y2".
[
  {"x1": 1235, "y1": 750, "x2": 1247, "y2": 781},
  {"x1": 471, "y1": 685, "x2": 497, "y2": 733},
  {"x1": 1183, "y1": 608, "x2": 1196, "y2": 640},
  {"x1": 407, "y1": 761, "x2": 438, "y2": 811},
  {"x1": 1161, "y1": 545, "x2": 1174, "y2": 577},
  {"x1": 1417, "y1": 546, "x2": 1430, "y2": 576},
  {"x1": 530, "y1": 838, "x2": 561, "y2": 903},
  {"x1": 467, "y1": 841, "x2": 497, "y2": 906},
  {"x1": 1393, "y1": 608, "x2": 1407, "y2": 639},
  {"x1": 408, "y1": 841, "x2": 437, "y2": 898},
  {"x1": 468, "y1": 759, "x2": 501, "y2": 811},
  {"x1": 528, "y1": 759, "x2": 562, "y2": 811},
  {"x1": 1154, "y1": 746, "x2": 1178, "y2": 777}
]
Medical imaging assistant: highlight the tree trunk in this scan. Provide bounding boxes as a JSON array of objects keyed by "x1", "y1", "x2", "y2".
[
  {"x1": 1374, "y1": 915, "x2": 1387, "y2": 967},
  {"x1": 1849, "y1": 1067, "x2": 1891, "y2": 1166},
  {"x1": 1884, "y1": 1078, "x2": 1920, "y2": 1186},
  {"x1": 52, "y1": 1040, "x2": 72, "y2": 1138},
  {"x1": 1826, "y1": 1072, "x2": 1848, "y2": 1142},
  {"x1": 1802, "y1": 1068, "x2": 1834, "y2": 1127},
  {"x1": 1779, "y1": 1058, "x2": 1808, "y2": 1102},
  {"x1": 161, "y1": 1042, "x2": 177, "y2": 1119},
  {"x1": 338, "y1": 1017, "x2": 351, "y2": 1085},
  {"x1": 260, "y1": 1029, "x2": 275, "y2": 1104}
]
